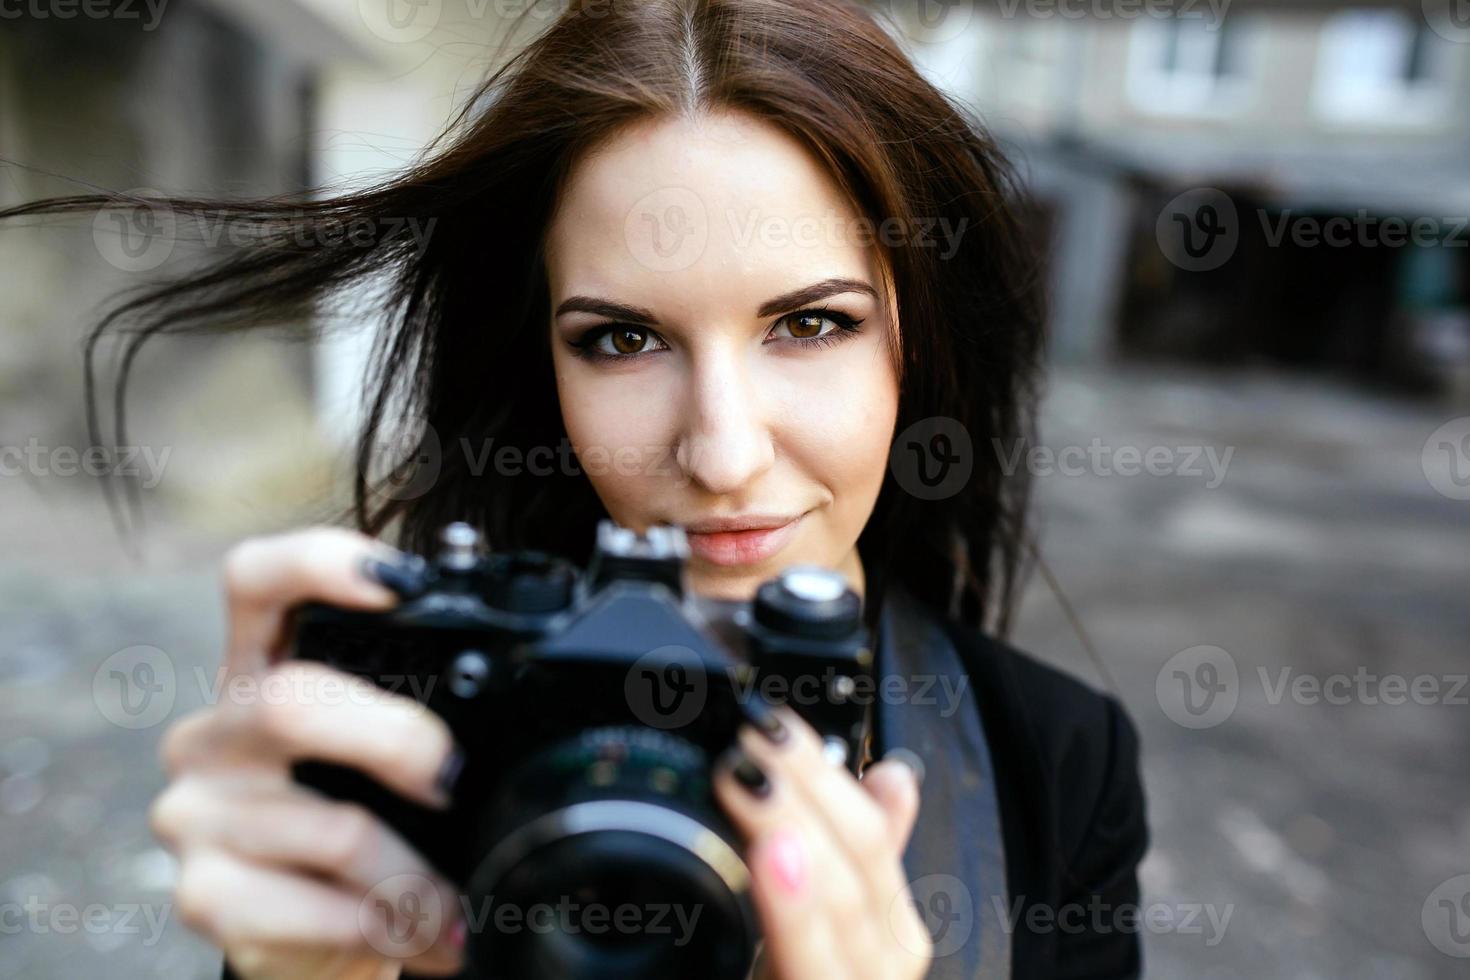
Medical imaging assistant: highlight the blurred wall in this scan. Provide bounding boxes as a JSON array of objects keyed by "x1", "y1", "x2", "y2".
[{"x1": 0, "y1": 1, "x2": 333, "y2": 556}]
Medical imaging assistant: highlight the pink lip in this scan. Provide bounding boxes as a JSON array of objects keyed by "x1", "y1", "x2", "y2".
[{"x1": 683, "y1": 513, "x2": 805, "y2": 567}]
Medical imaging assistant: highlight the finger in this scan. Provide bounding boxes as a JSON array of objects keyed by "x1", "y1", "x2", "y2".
[
  {"x1": 744, "y1": 827, "x2": 847, "y2": 980},
  {"x1": 159, "y1": 661, "x2": 460, "y2": 809},
  {"x1": 152, "y1": 775, "x2": 458, "y2": 900},
  {"x1": 735, "y1": 710, "x2": 903, "y2": 899},
  {"x1": 221, "y1": 527, "x2": 420, "y2": 673},
  {"x1": 175, "y1": 847, "x2": 464, "y2": 976},
  {"x1": 745, "y1": 824, "x2": 930, "y2": 980},
  {"x1": 711, "y1": 748, "x2": 877, "y2": 975},
  {"x1": 858, "y1": 753, "x2": 923, "y2": 851}
]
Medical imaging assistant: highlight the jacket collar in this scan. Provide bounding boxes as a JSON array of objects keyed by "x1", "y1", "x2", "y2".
[{"x1": 872, "y1": 580, "x2": 1011, "y2": 979}]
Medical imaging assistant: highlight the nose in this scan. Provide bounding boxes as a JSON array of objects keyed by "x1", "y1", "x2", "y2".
[{"x1": 674, "y1": 350, "x2": 775, "y2": 495}]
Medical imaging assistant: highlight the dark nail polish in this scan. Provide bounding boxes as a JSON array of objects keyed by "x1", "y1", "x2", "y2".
[
  {"x1": 719, "y1": 746, "x2": 771, "y2": 799},
  {"x1": 361, "y1": 552, "x2": 429, "y2": 599},
  {"x1": 748, "y1": 703, "x2": 790, "y2": 745},
  {"x1": 435, "y1": 746, "x2": 466, "y2": 805}
]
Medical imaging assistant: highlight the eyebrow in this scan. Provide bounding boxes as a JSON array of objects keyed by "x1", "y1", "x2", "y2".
[{"x1": 553, "y1": 276, "x2": 878, "y2": 324}]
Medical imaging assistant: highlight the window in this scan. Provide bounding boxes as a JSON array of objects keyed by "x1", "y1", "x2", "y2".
[
  {"x1": 1127, "y1": 15, "x2": 1253, "y2": 116},
  {"x1": 1312, "y1": 9, "x2": 1451, "y2": 125}
]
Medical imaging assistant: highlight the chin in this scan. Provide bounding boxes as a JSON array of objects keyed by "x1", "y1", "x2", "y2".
[{"x1": 685, "y1": 568, "x2": 763, "y2": 602}]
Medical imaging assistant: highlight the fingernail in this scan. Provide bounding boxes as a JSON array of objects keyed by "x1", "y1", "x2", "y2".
[
  {"x1": 765, "y1": 828, "x2": 807, "y2": 896},
  {"x1": 718, "y1": 746, "x2": 771, "y2": 799},
  {"x1": 883, "y1": 747, "x2": 926, "y2": 789},
  {"x1": 434, "y1": 746, "x2": 466, "y2": 806},
  {"x1": 747, "y1": 703, "x2": 790, "y2": 745},
  {"x1": 360, "y1": 552, "x2": 429, "y2": 599},
  {"x1": 449, "y1": 918, "x2": 467, "y2": 950}
]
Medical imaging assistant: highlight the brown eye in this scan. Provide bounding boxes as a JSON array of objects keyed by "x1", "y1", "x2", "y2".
[
  {"x1": 610, "y1": 326, "x2": 648, "y2": 354},
  {"x1": 786, "y1": 314, "x2": 825, "y2": 339}
]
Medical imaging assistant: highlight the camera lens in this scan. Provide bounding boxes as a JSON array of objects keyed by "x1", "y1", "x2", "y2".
[{"x1": 465, "y1": 727, "x2": 756, "y2": 980}]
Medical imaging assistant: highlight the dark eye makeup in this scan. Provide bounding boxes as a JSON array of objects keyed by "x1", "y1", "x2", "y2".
[{"x1": 566, "y1": 307, "x2": 866, "y2": 363}]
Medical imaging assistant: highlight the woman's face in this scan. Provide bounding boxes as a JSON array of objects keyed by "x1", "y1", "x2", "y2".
[{"x1": 544, "y1": 110, "x2": 900, "y2": 602}]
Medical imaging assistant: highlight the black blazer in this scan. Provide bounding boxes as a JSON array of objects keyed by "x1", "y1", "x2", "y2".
[{"x1": 873, "y1": 579, "x2": 1150, "y2": 980}]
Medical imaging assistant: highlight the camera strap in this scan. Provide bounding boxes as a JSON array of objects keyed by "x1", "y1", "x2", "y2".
[{"x1": 871, "y1": 581, "x2": 1011, "y2": 980}]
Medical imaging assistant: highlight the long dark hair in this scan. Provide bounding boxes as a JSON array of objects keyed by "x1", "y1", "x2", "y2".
[{"x1": 2, "y1": 0, "x2": 1045, "y2": 637}]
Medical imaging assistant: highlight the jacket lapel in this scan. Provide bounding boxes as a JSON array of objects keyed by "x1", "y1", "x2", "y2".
[{"x1": 872, "y1": 582, "x2": 1011, "y2": 980}]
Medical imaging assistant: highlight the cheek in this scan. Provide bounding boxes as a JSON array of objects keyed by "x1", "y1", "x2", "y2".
[
  {"x1": 775, "y1": 351, "x2": 899, "y2": 509},
  {"x1": 555, "y1": 361, "x2": 677, "y2": 514}
]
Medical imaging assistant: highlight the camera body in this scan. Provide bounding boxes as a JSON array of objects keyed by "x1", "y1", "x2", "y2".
[{"x1": 290, "y1": 520, "x2": 873, "y2": 980}]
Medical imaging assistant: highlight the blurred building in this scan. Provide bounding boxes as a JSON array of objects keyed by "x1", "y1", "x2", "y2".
[
  {"x1": 900, "y1": 0, "x2": 1470, "y2": 398},
  {"x1": 0, "y1": 0, "x2": 522, "y2": 528},
  {"x1": 0, "y1": 0, "x2": 357, "y2": 529}
]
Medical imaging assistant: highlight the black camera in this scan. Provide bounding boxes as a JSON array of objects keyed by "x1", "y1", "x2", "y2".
[{"x1": 289, "y1": 520, "x2": 874, "y2": 980}]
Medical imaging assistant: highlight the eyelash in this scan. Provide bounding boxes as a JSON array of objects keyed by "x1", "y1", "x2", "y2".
[{"x1": 568, "y1": 308, "x2": 866, "y2": 363}]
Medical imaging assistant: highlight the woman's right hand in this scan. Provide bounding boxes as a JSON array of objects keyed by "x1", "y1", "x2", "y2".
[{"x1": 149, "y1": 527, "x2": 467, "y2": 980}]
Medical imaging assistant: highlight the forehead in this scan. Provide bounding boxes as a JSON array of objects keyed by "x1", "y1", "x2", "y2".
[{"x1": 544, "y1": 110, "x2": 883, "y2": 310}]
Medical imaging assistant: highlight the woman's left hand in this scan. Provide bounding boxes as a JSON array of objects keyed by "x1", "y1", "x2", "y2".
[{"x1": 712, "y1": 707, "x2": 933, "y2": 980}]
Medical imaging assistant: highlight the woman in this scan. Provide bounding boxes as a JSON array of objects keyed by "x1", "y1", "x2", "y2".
[{"x1": 6, "y1": 0, "x2": 1148, "y2": 976}]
